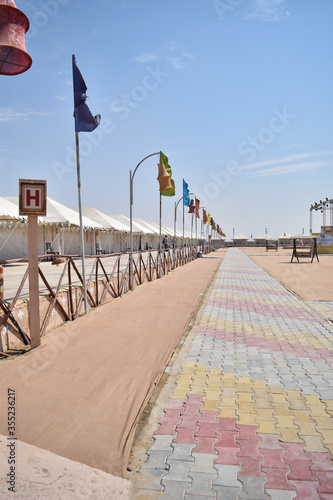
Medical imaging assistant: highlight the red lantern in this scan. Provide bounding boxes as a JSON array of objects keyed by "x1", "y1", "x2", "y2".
[{"x1": 0, "y1": 0, "x2": 32, "y2": 76}]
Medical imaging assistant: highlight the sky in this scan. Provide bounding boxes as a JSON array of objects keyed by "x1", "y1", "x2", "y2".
[{"x1": 1, "y1": 0, "x2": 333, "y2": 239}]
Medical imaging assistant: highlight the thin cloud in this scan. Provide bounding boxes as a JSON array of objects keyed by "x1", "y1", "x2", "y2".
[
  {"x1": 0, "y1": 108, "x2": 50, "y2": 122},
  {"x1": 241, "y1": 151, "x2": 333, "y2": 171},
  {"x1": 134, "y1": 53, "x2": 157, "y2": 63},
  {"x1": 248, "y1": 161, "x2": 330, "y2": 178},
  {"x1": 245, "y1": 0, "x2": 290, "y2": 22}
]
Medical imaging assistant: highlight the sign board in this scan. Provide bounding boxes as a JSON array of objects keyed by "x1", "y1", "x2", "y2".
[{"x1": 19, "y1": 179, "x2": 47, "y2": 216}]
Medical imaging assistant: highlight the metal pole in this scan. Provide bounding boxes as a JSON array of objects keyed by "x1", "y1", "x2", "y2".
[
  {"x1": 183, "y1": 202, "x2": 185, "y2": 248},
  {"x1": 75, "y1": 131, "x2": 88, "y2": 314},
  {"x1": 159, "y1": 192, "x2": 162, "y2": 278},
  {"x1": 174, "y1": 201, "x2": 177, "y2": 239},
  {"x1": 130, "y1": 170, "x2": 133, "y2": 290}
]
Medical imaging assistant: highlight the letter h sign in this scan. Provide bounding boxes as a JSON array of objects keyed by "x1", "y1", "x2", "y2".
[{"x1": 19, "y1": 179, "x2": 47, "y2": 216}]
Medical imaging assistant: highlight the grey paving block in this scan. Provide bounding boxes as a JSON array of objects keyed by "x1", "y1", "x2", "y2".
[
  {"x1": 237, "y1": 476, "x2": 270, "y2": 499},
  {"x1": 190, "y1": 453, "x2": 217, "y2": 473},
  {"x1": 139, "y1": 467, "x2": 166, "y2": 491},
  {"x1": 213, "y1": 464, "x2": 241, "y2": 487},
  {"x1": 168, "y1": 443, "x2": 195, "y2": 462},
  {"x1": 266, "y1": 489, "x2": 297, "y2": 500},
  {"x1": 162, "y1": 460, "x2": 192, "y2": 482},
  {"x1": 160, "y1": 479, "x2": 190, "y2": 499},
  {"x1": 213, "y1": 486, "x2": 242, "y2": 500},
  {"x1": 150, "y1": 434, "x2": 176, "y2": 451},
  {"x1": 145, "y1": 449, "x2": 170, "y2": 469},
  {"x1": 186, "y1": 472, "x2": 216, "y2": 497}
]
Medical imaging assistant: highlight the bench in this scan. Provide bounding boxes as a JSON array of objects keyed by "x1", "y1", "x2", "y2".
[
  {"x1": 96, "y1": 243, "x2": 106, "y2": 255},
  {"x1": 45, "y1": 242, "x2": 59, "y2": 261},
  {"x1": 266, "y1": 240, "x2": 278, "y2": 252},
  {"x1": 290, "y1": 238, "x2": 319, "y2": 263}
]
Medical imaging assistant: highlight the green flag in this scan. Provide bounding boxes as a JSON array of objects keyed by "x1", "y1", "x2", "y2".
[{"x1": 160, "y1": 151, "x2": 175, "y2": 196}]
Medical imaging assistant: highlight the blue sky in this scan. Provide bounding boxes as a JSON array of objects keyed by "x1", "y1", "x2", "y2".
[{"x1": 1, "y1": 0, "x2": 332, "y2": 238}]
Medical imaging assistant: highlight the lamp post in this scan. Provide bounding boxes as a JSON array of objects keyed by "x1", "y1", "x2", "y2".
[
  {"x1": 174, "y1": 193, "x2": 193, "y2": 241},
  {"x1": 129, "y1": 152, "x2": 159, "y2": 290}
]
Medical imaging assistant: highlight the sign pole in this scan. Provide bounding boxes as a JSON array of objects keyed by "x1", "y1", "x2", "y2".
[
  {"x1": 28, "y1": 215, "x2": 40, "y2": 348},
  {"x1": 75, "y1": 131, "x2": 88, "y2": 314}
]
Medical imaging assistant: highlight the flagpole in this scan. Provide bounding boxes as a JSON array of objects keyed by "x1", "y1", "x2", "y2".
[
  {"x1": 159, "y1": 192, "x2": 162, "y2": 278},
  {"x1": 75, "y1": 131, "x2": 88, "y2": 314}
]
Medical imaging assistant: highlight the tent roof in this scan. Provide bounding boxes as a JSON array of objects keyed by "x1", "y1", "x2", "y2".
[
  {"x1": 109, "y1": 214, "x2": 143, "y2": 233},
  {"x1": 0, "y1": 197, "x2": 26, "y2": 221},
  {"x1": 254, "y1": 234, "x2": 276, "y2": 240},
  {"x1": 73, "y1": 207, "x2": 128, "y2": 232},
  {"x1": 277, "y1": 233, "x2": 292, "y2": 239},
  {"x1": 133, "y1": 218, "x2": 158, "y2": 235},
  {"x1": 233, "y1": 233, "x2": 248, "y2": 240},
  {"x1": 5, "y1": 196, "x2": 103, "y2": 229}
]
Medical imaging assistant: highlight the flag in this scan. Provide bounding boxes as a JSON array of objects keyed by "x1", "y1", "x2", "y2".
[
  {"x1": 160, "y1": 152, "x2": 175, "y2": 196},
  {"x1": 203, "y1": 209, "x2": 207, "y2": 224},
  {"x1": 72, "y1": 55, "x2": 101, "y2": 132},
  {"x1": 195, "y1": 197, "x2": 200, "y2": 218},
  {"x1": 183, "y1": 179, "x2": 190, "y2": 206},
  {"x1": 207, "y1": 213, "x2": 211, "y2": 226}
]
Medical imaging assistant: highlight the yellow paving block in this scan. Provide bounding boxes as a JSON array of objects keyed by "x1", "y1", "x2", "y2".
[
  {"x1": 307, "y1": 404, "x2": 330, "y2": 417},
  {"x1": 253, "y1": 381, "x2": 267, "y2": 388},
  {"x1": 272, "y1": 404, "x2": 292, "y2": 416},
  {"x1": 237, "y1": 402, "x2": 256, "y2": 413},
  {"x1": 222, "y1": 380, "x2": 238, "y2": 388},
  {"x1": 171, "y1": 389, "x2": 189, "y2": 399},
  {"x1": 188, "y1": 386, "x2": 205, "y2": 395},
  {"x1": 278, "y1": 428, "x2": 303, "y2": 443},
  {"x1": 220, "y1": 396, "x2": 237, "y2": 407},
  {"x1": 176, "y1": 380, "x2": 193, "y2": 389},
  {"x1": 194, "y1": 365, "x2": 209, "y2": 372},
  {"x1": 313, "y1": 417, "x2": 333, "y2": 430},
  {"x1": 304, "y1": 395, "x2": 322, "y2": 405},
  {"x1": 239, "y1": 377, "x2": 253, "y2": 384},
  {"x1": 204, "y1": 391, "x2": 221, "y2": 401},
  {"x1": 288, "y1": 400, "x2": 310, "y2": 411},
  {"x1": 256, "y1": 420, "x2": 279, "y2": 434},
  {"x1": 269, "y1": 385, "x2": 285, "y2": 394},
  {"x1": 218, "y1": 407, "x2": 237, "y2": 418},
  {"x1": 271, "y1": 394, "x2": 289, "y2": 404},
  {"x1": 255, "y1": 409, "x2": 276, "y2": 421},
  {"x1": 292, "y1": 410, "x2": 312, "y2": 422},
  {"x1": 285, "y1": 390, "x2": 304, "y2": 400},
  {"x1": 252, "y1": 389, "x2": 270, "y2": 399},
  {"x1": 201, "y1": 399, "x2": 220, "y2": 411},
  {"x1": 222, "y1": 373, "x2": 237, "y2": 380},
  {"x1": 323, "y1": 401, "x2": 333, "y2": 411},
  {"x1": 253, "y1": 398, "x2": 273, "y2": 409},
  {"x1": 302, "y1": 435, "x2": 327, "y2": 453},
  {"x1": 208, "y1": 370, "x2": 222, "y2": 378},
  {"x1": 206, "y1": 382, "x2": 222, "y2": 392},
  {"x1": 297, "y1": 422, "x2": 319, "y2": 436},
  {"x1": 237, "y1": 383, "x2": 253, "y2": 392},
  {"x1": 318, "y1": 430, "x2": 333, "y2": 444},
  {"x1": 321, "y1": 444, "x2": 333, "y2": 457},
  {"x1": 237, "y1": 414, "x2": 258, "y2": 426},
  {"x1": 275, "y1": 415, "x2": 298, "y2": 429},
  {"x1": 237, "y1": 393, "x2": 254, "y2": 402}
]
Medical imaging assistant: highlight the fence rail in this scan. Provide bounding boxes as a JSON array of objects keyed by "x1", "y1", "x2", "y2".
[{"x1": 0, "y1": 243, "x2": 221, "y2": 353}]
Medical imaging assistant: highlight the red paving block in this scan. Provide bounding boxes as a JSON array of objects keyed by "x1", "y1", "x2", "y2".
[
  {"x1": 161, "y1": 408, "x2": 182, "y2": 420},
  {"x1": 306, "y1": 452, "x2": 333, "y2": 472},
  {"x1": 214, "y1": 445, "x2": 240, "y2": 465},
  {"x1": 193, "y1": 436, "x2": 217, "y2": 453},
  {"x1": 319, "y1": 495, "x2": 333, "y2": 500},
  {"x1": 199, "y1": 410, "x2": 220, "y2": 423},
  {"x1": 237, "y1": 439, "x2": 262, "y2": 458},
  {"x1": 195, "y1": 421, "x2": 219, "y2": 437},
  {"x1": 237, "y1": 424, "x2": 259, "y2": 440},
  {"x1": 155, "y1": 420, "x2": 179, "y2": 435},
  {"x1": 316, "y1": 471, "x2": 333, "y2": 493},
  {"x1": 289, "y1": 480, "x2": 319, "y2": 499},
  {"x1": 174, "y1": 428, "x2": 196, "y2": 443},
  {"x1": 215, "y1": 430, "x2": 239, "y2": 448},
  {"x1": 258, "y1": 433, "x2": 283, "y2": 450},
  {"x1": 262, "y1": 467, "x2": 295, "y2": 490},
  {"x1": 217, "y1": 417, "x2": 238, "y2": 431},
  {"x1": 169, "y1": 398, "x2": 186, "y2": 409},
  {"x1": 186, "y1": 394, "x2": 204, "y2": 406},
  {"x1": 286, "y1": 459, "x2": 318, "y2": 481},
  {"x1": 238, "y1": 456, "x2": 265, "y2": 477},
  {"x1": 177, "y1": 414, "x2": 199, "y2": 429},
  {"x1": 260, "y1": 448, "x2": 289, "y2": 469},
  {"x1": 281, "y1": 442, "x2": 308, "y2": 460}
]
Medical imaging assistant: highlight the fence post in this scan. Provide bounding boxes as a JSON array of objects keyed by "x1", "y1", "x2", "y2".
[{"x1": 0, "y1": 265, "x2": 4, "y2": 301}]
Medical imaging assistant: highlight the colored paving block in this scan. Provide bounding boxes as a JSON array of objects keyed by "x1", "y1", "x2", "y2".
[
  {"x1": 214, "y1": 446, "x2": 240, "y2": 465},
  {"x1": 319, "y1": 430, "x2": 333, "y2": 444},
  {"x1": 194, "y1": 436, "x2": 218, "y2": 454},
  {"x1": 218, "y1": 408, "x2": 237, "y2": 418},
  {"x1": 215, "y1": 430, "x2": 239, "y2": 448},
  {"x1": 238, "y1": 456, "x2": 265, "y2": 477},
  {"x1": 237, "y1": 476, "x2": 270, "y2": 499},
  {"x1": 260, "y1": 448, "x2": 289, "y2": 469},
  {"x1": 261, "y1": 467, "x2": 295, "y2": 490},
  {"x1": 315, "y1": 471, "x2": 333, "y2": 493},
  {"x1": 255, "y1": 409, "x2": 276, "y2": 421},
  {"x1": 289, "y1": 480, "x2": 319, "y2": 499},
  {"x1": 297, "y1": 422, "x2": 318, "y2": 436},
  {"x1": 278, "y1": 428, "x2": 303, "y2": 443},
  {"x1": 307, "y1": 452, "x2": 333, "y2": 471},
  {"x1": 237, "y1": 439, "x2": 262, "y2": 458},
  {"x1": 195, "y1": 422, "x2": 219, "y2": 438},
  {"x1": 256, "y1": 420, "x2": 279, "y2": 434},
  {"x1": 285, "y1": 458, "x2": 317, "y2": 481},
  {"x1": 302, "y1": 435, "x2": 328, "y2": 453},
  {"x1": 258, "y1": 433, "x2": 284, "y2": 450},
  {"x1": 275, "y1": 415, "x2": 298, "y2": 429},
  {"x1": 213, "y1": 464, "x2": 241, "y2": 487},
  {"x1": 201, "y1": 399, "x2": 221, "y2": 412},
  {"x1": 174, "y1": 428, "x2": 196, "y2": 443},
  {"x1": 314, "y1": 417, "x2": 333, "y2": 430},
  {"x1": 186, "y1": 471, "x2": 217, "y2": 497},
  {"x1": 237, "y1": 413, "x2": 258, "y2": 426},
  {"x1": 216, "y1": 418, "x2": 238, "y2": 431}
]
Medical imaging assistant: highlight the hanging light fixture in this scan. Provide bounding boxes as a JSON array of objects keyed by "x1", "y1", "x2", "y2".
[{"x1": 0, "y1": 0, "x2": 32, "y2": 76}]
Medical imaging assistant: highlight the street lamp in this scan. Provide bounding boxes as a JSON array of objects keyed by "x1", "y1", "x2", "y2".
[
  {"x1": 129, "y1": 152, "x2": 159, "y2": 290},
  {"x1": 174, "y1": 193, "x2": 193, "y2": 243}
]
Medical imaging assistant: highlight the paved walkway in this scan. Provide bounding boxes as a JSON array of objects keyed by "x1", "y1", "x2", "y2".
[{"x1": 137, "y1": 248, "x2": 333, "y2": 499}]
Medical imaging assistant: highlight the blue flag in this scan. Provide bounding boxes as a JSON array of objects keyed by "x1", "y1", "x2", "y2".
[
  {"x1": 72, "y1": 55, "x2": 101, "y2": 132},
  {"x1": 183, "y1": 179, "x2": 190, "y2": 206}
]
